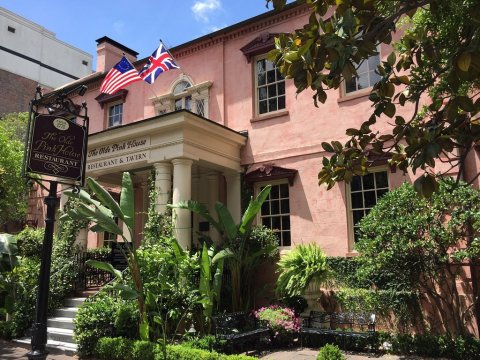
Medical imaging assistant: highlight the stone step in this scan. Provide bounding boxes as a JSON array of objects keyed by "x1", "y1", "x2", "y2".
[
  {"x1": 47, "y1": 327, "x2": 74, "y2": 343},
  {"x1": 64, "y1": 297, "x2": 87, "y2": 307},
  {"x1": 47, "y1": 317, "x2": 75, "y2": 330},
  {"x1": 54, "y1": 307, "x2": 79, "y2": 318},
  {"x1": 14, "y1": 337, "x2": 77, "y2": 355}
]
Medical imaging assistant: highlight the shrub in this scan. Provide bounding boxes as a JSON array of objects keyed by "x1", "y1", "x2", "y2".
[
  {"x1": 15, "y1": 227, "x2": 44, "y2": 259},
  {"x1": 182, "y1": 335, "x2": 224, "y2": 352},
  {"x1": 254, "y1": 305, "x2": 300, "y2": 344},
  {"x1": 115, "y1": 301, "x2": 139, "y2": 339},
  {"x1": 0, "y1": 321, "x2": 14, "y2": 340},
  {"x1": 74, "y1": 294, "x2": 120, "y2": 356},
  {"x1": 316, "y1": 344, "x2": 345, "y2": 360},
  {"x1": 132, "y1": 340, "x2": 155, "y2": 360},
  {"x1": 95, "y1": 336, "x2": 133, "y2": 360}
]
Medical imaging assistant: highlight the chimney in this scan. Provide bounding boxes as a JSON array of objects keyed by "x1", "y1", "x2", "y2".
[{"x1": 95, "y1": 36, "x2": 139, "y2": 73}]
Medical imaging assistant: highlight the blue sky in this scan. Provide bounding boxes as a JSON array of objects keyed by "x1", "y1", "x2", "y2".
[{"x1": 1, "y1": 0, "x2": 280, "y2": 69}]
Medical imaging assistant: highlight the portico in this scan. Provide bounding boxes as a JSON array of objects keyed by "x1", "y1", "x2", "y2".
[{"x1": 83, "y1": 110, "x2": 247, "y2": 249}]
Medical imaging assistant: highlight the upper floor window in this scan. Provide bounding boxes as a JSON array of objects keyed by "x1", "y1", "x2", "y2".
[
  {"x1": 153, "y1": 77, "x2": 211, "y2": 118},
  {"x1": 348, "y1": 170, "x2": 389, "y2": 244},
  {"x1": 256, "y1": 58, "x2": 285, "y2": 115},
  {"x1": 345, "y1": 54, "x2": 382, "y2": 94},
  {"x1": 108, "y1": 103, "x2": 123, "y2": 127},
  {"x1": 259, "y1": 182, "x2": 291, "y2": 247}
]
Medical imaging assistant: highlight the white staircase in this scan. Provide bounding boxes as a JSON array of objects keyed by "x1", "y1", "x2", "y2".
[{"x1": 16, "y1": 296, "x2": 86, "y2": 354}]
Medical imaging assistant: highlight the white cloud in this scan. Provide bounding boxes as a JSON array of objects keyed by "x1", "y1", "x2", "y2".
[
  {"x1": 192, "y1": 0, "x2": 221, "y2": 23},
  {"x1": 112, "y1": 20, "x2": 125, "y2": 35}
]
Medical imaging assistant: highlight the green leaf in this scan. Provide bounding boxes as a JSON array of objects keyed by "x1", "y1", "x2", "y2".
[
  {"x1": 139, "y1": 317, "x2": 149, "y2": 341},
  {"x1": 322, "y1": 142, "x2": 334, "y2": 153},
  {"x1": 169, "y1": 200, "x2": 220, "y2": 231},
  {"x1": 384, "y1": 103, "x2": 396, "y2": 118},
  {"x1": 86, "y1": 177, "x2": 124, "y2": 222},
  {"x1": 212, "y1": 247, "x2": 234, "y2": 264},
  {"x1": 457, "y1": 53, "x2": 471, "y2": 72},
  {"x1": 86, "y1": 260, "x2": 123, "y2": 280},
  {"x1": 120, "y1": 172, "x2": 135, "y2": 234},
  {"x1": 215, "y1": 202, "x2": 238, "y2": 242},
  {"x1": 113, "y1": 283, "x2": 139, "y2": 300},
  {"x1": 387, "y1": 52, "x2": 396, "y2": 66},
  {"x1": 239, "y1": 185, "x2": 271, "y2": 234}
]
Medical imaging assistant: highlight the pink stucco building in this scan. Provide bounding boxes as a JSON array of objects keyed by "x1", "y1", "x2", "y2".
[{"x1": 29, "y1": 2, "x2": 480, "y2": 258}]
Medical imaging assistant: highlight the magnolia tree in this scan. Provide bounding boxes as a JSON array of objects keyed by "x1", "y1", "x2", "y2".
[{"x1": 267, "y1": 0, "x2": 480, "y2": 195}]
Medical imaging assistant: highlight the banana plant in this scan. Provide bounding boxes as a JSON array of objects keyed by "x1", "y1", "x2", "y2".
[
  {"x1": 171, "y1": 185, "x2": 275, "y2": 311},
  {"x1": 62, "y1": 172, "x2": 149, "y2": 340},
  {"x1": 198, "y1": 243, "x2": 233, "y2": 332}
]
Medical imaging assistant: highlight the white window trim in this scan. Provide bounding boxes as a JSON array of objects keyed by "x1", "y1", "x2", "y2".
[
  {"x1": 107, "y1": 101, "x2": 123, "y2": 128},
  {"x1": 345, "y1": 166, "x2": 390, "y2": 252},
  {"x1": 152, "y1": 77, "x2": 212, "y2": 117},
  {"x1": 253, "y1": 54, "x2": 286, "y2": 117},
  {"x1": 255, "y1": 179, "x2": 292, "y2": 249},
  {"x1": 341, "y1": 47, "x2": 382, "y2": 97}
]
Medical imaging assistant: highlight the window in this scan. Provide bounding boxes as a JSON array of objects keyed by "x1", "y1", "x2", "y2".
[
  {"x1": 153, "y1": 78, "x2": 211, "y2": 117},
  {"x1": 7, "y1": 26, "x2": 15, "y2": 33},
  {"x1": 103, "y1": 217, "x2": 118, "y2": 247},
  {"x1": 345, "y1": 54, "x2": 382, "y2": 94},
  {"x1": 259, "y1": 182, "x2": 291, "y2": 247},
  {"x1": 108, "y1": 103, "x2": 123, "y2": 127},
  {"x1": 348, "y1": 170, "x2": 389, "y2": 243},
  {"x1": 256, "y1": 58, "x2": 285, "y2": 115}
]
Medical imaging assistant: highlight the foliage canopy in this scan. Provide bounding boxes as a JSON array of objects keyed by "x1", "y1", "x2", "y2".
[{"x1": 267, "y1": 0, "x2": 480, "y2": 195}]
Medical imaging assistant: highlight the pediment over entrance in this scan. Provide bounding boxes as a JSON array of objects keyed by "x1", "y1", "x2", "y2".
[
  {"x1": 85, "y1": 110, "x2": 247, "y2": 177},
  {"x1": 245, "y1": 163, "x2": 297, "y2": 185}
]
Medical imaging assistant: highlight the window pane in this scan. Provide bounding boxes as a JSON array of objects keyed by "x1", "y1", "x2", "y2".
[
  {"x1": 268, "y1": 98, "x2": 277, "y2": 112},
  {"x1": 351, "y1": 192, "x2": 363, "y2": 209},
  {"x1": 268, "y1": 84, "x2": 277, "y2": 97},
  {"x1": 271, "y1": 200, "x2": 280, "y2": 215},
  {"x1": 175, "y1": 99, "x2": 182, "y2": 110},
  {"x1": 265, "y1": 60, "x2": 274, "y2": 71},
  {"x1": 262, "y1": 217, "x2": 271, "y2": 227},
  {"x1": 370, "y1": 70, "x2": 382, "y2": 85},
  {"x1": 377, "y1": 188, "x2": 388, "y2": 200},
  {"x1": 375, "y1": 171, "x2": 388, "y2": 188},
  {"x1": 185, "y1": 96, "x2": 192, "y2": 111},
  {"x1": 351, "y1": 176, "x2": 362, "y2": 192},
  {"x1": 362, "y1": 173, "x2": 375, "y2": 190},
  {"x1": 278, "y1": 96, "x2": 285, "y2": 110},
  {"x1": 282, "y1": 231, "x2": 291, "y2": 246},
  {"x1": 281, "y1": 199, "x2": 290, "y2": 213},
  {"x1": 357, "y1": 60, "x2": 368, "y2": 74},
  {"x1": 357, "y1": 74, "x2": 369, "y2": 90},
  {"x1": 267, "y1": 70, "x2": 276, "y2": 83},
  {"x1": 364, "y1": 190, "x2": 376, "y2": 208},
  {"x1": 280, "y1": 183, "x2": 289, "y2": 198},
  {"x1": 256, "y1": 60, "x2": 265, "y2": 73},
  {"x1": 282, "y1": 216, "x2": 290, "y2": 231},
  {"x1": 276, "y1": 68, "x2": 284, "y2": 81},
  {"x1": 278, "y1": 81, "x2": 285, "y2": 95},
  {"x1": 353, "y1": 210, "x2": 364, "y2": 225},
  {"x1": 346, "y1": 78, "x2": 357, "y2": 93},
  {"x1": 259, "y1": 100, "x2": 268, "y2": 114},
  {"x1": 272, "y1": 216, "x2": 281, "y2": 230},
  {"x1": 261, "y1": 201, "x2": 270, "y2": 216},
  {"x1": 369, "y1": 54, "x2": 380, "y2": 70},
  {"x1": 259, "y1": 87, "x2": 267, "y2": 100},
  {"x1": 257, "y1": 72, "x2": 266, "y2": 86},
  {"x1": 271, "y1": 185, "x2": 279, "y2": 199}
]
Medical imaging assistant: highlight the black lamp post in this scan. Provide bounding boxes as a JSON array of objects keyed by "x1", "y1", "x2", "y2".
[{"x1": 23, "y1": 86, "x2": 89, "y2": 360}]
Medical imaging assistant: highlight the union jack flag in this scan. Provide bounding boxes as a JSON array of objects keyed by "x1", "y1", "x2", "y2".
[
  {"x1": 139, "y1": 42, "x2": 179, "y2": 84},
  {"x1": 100, "y1": 56, "x2": 142, "y2": 94}
]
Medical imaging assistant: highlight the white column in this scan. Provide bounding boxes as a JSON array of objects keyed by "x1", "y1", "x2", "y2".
[
  {"x1": 225, "y1": 172, "x2": 242, "y2": 223},
  {"x1": 154, "y1": 162, "x2": 172, "y2": 214},
  {"x1": 192, "y1": 170, "x2": 200, "y2": 248},
  {"x1": 172, "y1": 158, "x2": 193, "y2": 250},
  {"x1": 207, "y1": 171, "x2": 220, "y2": 244}
]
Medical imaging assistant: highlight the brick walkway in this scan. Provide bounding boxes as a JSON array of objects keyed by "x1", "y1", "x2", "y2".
[{"x1": 0, "y1": 341, "x2": 78, "y2": 360}]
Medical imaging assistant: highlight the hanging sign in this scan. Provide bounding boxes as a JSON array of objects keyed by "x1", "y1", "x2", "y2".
[{"x1": 26, "y1": 114, "x2": 87, "y2": 183}]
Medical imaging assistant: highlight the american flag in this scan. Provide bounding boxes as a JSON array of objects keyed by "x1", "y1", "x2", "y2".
[
  {"x1": 139, "y1": 42, "x2": 179, "y2": 84},
  {"x1": 100, "y1": 56, "x2": 142, "y2": 94}
]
